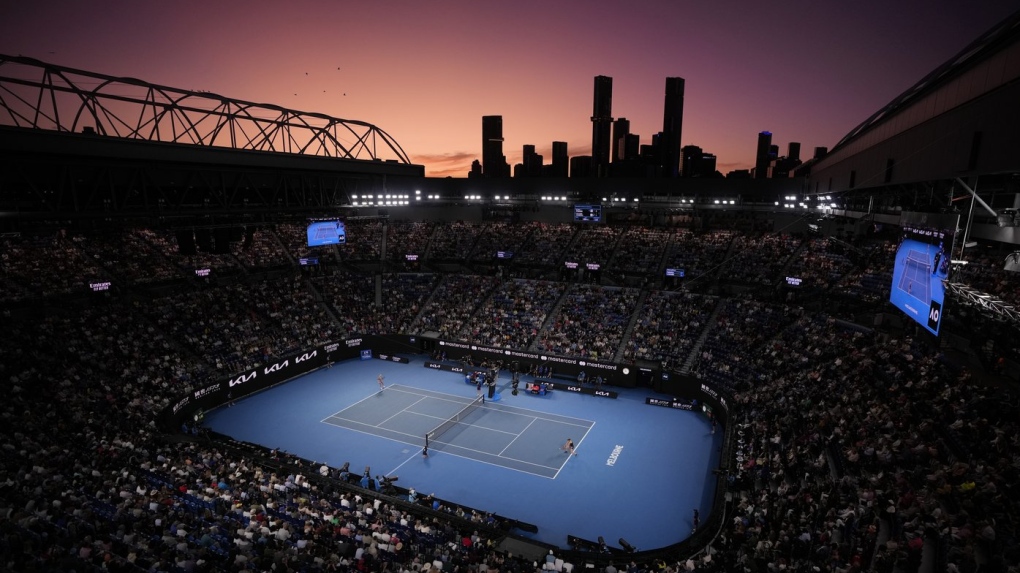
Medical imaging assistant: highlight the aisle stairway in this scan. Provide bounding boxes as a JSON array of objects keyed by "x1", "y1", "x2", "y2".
[{"x1": 679, "y1": 298, "x2": 724, "y2": 375}]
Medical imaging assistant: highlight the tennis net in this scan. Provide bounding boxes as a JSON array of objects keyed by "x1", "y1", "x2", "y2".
[
  {"x1": 905, "y1": 251, "x2": 929, "y2": 266},
  {"x1": 426, "y1": 396, "x2": 483, "y2": 443}
]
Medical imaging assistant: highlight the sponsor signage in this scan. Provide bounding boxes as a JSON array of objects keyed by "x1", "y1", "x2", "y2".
[
  {"x1": 423, "y1": 361, "x2": 482, "y2": 376},
  {"x1": 162, "y1": 339, "x2": 354, "y2": 431},
  {"x1": 435, "y1": 338, "x2": 629, "y2": 386},
  {"x1": 376, "y1": 353, "x2": 410, "y2": 364},
  {"x1": 360, "y1": 349, "x2": 373, "y2": 360},
  {"x1": 195, "y1": 268, "x2": 211, "y2": 277},
  {"x1": 193, "y1": 383, "x2": 221, "y2": 400},
  {"x1": 538, "y1": 380, "x2": 618, "y2": 399},
  {"x1": 172, "y1": 396, "x2": 191, "y2": 415},
  {"x1": 90, "y1": 281, "x2": 111, "y2": 292},
  {"x1": 645, "y1": 397, "x2": 695, "y2": 410}
]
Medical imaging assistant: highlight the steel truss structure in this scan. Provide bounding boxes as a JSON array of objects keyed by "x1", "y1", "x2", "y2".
[
  {"x1": 943, "y1": 281, "x2": 1020, "y2": 325},
  {"x1": 0, "y1": 54, "x2": 412, "y2": 163}
]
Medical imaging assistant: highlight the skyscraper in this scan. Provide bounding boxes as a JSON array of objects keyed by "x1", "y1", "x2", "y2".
[
  {"x1": 551, "y1": 141, "x2": 568, "y2": 177},
  {"x1": 612, "y1": 117, "x2": 630, "y2": 163},
  {"x1": 681, "y1": 145, "x2": 703, "y2": 178},
  {"x1": 754, "y1": 131, "x2": 773, "y2": 179},
  {"x1": 482, "y1": 115, "x2": 508, "y2": 178},
  {"x1": 661, "y1": 77, "x2": 685, "y2": 178},
  {"x1": 521, "y1": 144, "x2": 543, "y2": 177},
  {"x1": 788, "y1": 142, "x2": 801, "y2": 163},
  {"x1": 590, "y1": 75, "x2": 613, "y2": 178}
]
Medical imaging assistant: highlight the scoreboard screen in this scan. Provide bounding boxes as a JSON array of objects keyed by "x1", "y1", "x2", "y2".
[
  {"x1": 573, "y1": 204, "x2": 603, "y2": 223},
  {"x1": 306, "y1": 220, "x2": 346, "y2": 247},
  {"x1": 889, "y1": 211, "x2": 958, "y2": 336}
]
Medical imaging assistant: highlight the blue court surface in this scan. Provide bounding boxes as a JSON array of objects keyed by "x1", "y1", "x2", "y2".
[
  {"x1": 322, "y1": 384, "x2": 594, "y2": 478},
  {"x1": 204, "y1": 355, "x2": 722, "y2": 550},
  {"x1": 898, "y1": 249, "x2": 932, "y2": 306}
]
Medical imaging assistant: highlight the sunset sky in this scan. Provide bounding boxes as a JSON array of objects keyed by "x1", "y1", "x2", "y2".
[{"x1": 2, "y1": 1, "x2": 1017, "y2": 177}]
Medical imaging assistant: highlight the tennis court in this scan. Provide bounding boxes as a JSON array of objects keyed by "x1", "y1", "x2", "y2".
[
  {"x1": 321, "y1": 384, "x2": 594, "y2": 478},
  {"x1": 897, "y1": 248, "x2": 932, "y2": 305}
]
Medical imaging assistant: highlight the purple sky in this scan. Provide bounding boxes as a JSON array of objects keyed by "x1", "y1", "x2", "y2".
[{"x1": 2, "y1": 0, "x2": 1016, "y2": 177}]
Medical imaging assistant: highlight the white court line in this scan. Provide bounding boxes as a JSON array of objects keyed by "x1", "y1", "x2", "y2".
[
  {"x1": 386, "y1": 385, "x2": 478, "y2": 407},
  {"x1": 323, "y1": 383, "x2": 594, "y2": 478},
  {"x1": 375, "y1": 396, "x2": 429, "y2": 428},
  {"x1": 498, "y1": 417, "x2": 537, "y2": 456},
  {"x1": 428, "y1": 432, "x2": 561, "y2": 470},
  {"x1": 391, "y1": 385, "x2": 595, "y2": 427},
  {"x1": 553, "y1": 421, "x2": 597, "y2": 480},
  {"x1": 321, "y1": 419, "x2": 423, "y2": 447},
  {"x1": 319, "y1": 387, "x2": 398, "y2": 423},
  {"x1": 410, "y1": 441, "x2": 560, "y2": 479}
]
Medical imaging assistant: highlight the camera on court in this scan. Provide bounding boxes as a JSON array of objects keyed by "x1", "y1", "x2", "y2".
[{"x1": 378, "y1": 475, "x2": 399, "y2": 494}]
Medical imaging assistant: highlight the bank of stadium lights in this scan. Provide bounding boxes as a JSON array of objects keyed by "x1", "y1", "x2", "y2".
[
  {"x1": 350, "y1": 193, "x2": 411, "y2": 206},
  {"x1": 541, "y1": 196, "x2": 568, "y2": 201},
  {"x1": 713, "y1": 199, "x2": 737, "y2": 205},
  {"x1": 811, "y1": 195, "x2": 837, "y2": 210}
]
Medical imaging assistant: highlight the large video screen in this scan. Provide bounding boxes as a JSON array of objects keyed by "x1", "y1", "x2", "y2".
[
  {"x1": 889, "y1": 212, "x2": 958, "y2": 336},
  {"x1": 306, "y1": 220, "x2": 346, "y2": 247},
  {"x1": 573, "y1": 204, "x2": 603, "y2": 223}
]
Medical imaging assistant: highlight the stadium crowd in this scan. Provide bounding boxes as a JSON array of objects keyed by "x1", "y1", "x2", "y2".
[{"x1": 1, "y1": 221, "x2": 1019, "y2": 573}]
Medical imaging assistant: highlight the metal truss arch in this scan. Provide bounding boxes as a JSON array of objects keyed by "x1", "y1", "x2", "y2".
[{"x1": 0, "y1": 54, "x2": 414, "y2": 164}]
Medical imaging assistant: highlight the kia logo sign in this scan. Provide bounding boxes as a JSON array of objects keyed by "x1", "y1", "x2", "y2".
[{"x1": 228, "y1": 372, "x2": 257, "y2": 387}]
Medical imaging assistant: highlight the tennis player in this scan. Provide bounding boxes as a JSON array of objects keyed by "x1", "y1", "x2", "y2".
[{"x1": 563, "y1": 438, "x2": 576, "y2": 456}]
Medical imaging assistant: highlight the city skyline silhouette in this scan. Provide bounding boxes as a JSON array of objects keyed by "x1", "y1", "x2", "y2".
[{"x1": 1, "y1": 0, "x2": 1016, "y2": 177}]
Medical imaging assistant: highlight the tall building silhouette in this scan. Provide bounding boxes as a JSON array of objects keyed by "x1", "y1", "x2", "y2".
[
  {"x1": 623, "y1": 134, "x2": 640, "y2": 162},
  {"x1": 521, "y1": 144, "x2": 543, "y2": 177},
  {"x1": 754, "y1": 131, "x2": 773, "y2": 179},
  {"x1": 612, "y1": 117, "x2": 630, "y2": 162},
  {"x1": 570, "y1": 155, "x2": 592, "y2": 178},
  {"x1": 681, "y1": 145, "x2": 703, "y2": 178},
  {"x1": 551, "y1": 141, "x2": 568, "y2": 177},
  {"x1": 661, "y1": 77, "x2": 685, "y2": 177},
  {"x1": 788, "y1": 142, "x2": 801, "y2": 163},
  {"x1": 482, "y1": 115, "x2": 508, "y2": 178},
  {"x1": 590, "y1": 75, "x2": 613, "y2": 178}
]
